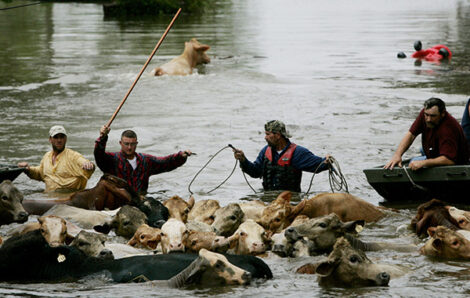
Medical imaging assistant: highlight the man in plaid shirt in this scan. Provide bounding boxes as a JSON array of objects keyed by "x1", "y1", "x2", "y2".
[{"x1": 94, "y1": 125, "x2": 192, "y2": 195}]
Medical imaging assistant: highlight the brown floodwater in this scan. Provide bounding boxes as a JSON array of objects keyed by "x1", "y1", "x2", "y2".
[{"x1": 1, "y1": 0, "x2": 470, "y2": 296}]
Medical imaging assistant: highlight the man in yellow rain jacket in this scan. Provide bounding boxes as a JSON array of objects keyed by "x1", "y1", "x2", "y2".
[{"x1": 18, "y1": 125, "x2": 95, "y2": 192}]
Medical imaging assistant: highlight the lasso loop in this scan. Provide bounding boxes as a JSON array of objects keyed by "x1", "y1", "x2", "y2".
[
  {"x1": 303, "y1": 156, "x2": 348, "y2": 199},
  {"x1": 188, "y1": 145, "x2": 239, "y2": 195}
]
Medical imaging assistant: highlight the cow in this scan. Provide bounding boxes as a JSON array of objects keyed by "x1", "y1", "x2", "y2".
[
  {"x1": 0, "y1": 180, "x2": 29, "y2": 225},
  {"x1": 183, "y1": 230, "x2": 230, "y2": 253},
  {"x1": 188, "y1": 199, "x2": 220, "y2": 225},
  {"x1": 239, "y1": 200, "x2": 266, "y2": 221},
  {"x1": 258, "y1": 191, "x2": 385, "y2": 234},
  {"x1": 135, "y1": 196, "x2": 169, "y2": 228},
  {"x1": 420, "y1": 226, "x2": 470, "y2": 259},
  {"x1": 69, "y1": 230, "x2": 114, "y2": 260},
  {"x1": 93, "y1": 205, "x2": 147, "y2": 239},
  {"x1": 447, "y1": 206, "x2": 470, "y2": 230},
  {"x1": 228, "y1": 219, "x2": 271, "y2": 256},
  {"x1": 160, "y1": 218, "x2": 189, "y2": 254},
  {"x1": 163, "y1": 195, "x2": 195, "y2": 223},
  {"x1": 285, "y1": 214, "x2": 415, "y2": 255},
  {"x1": 0, "y1": 230, "x2": 272, "y2": 284},
  {"x1": 211, "y1": 203, "x2": 244, "y2": 237},
  {"x1": 7, "y1": 215, "x2": 74, "y2": 247},
  {"x1": 271, "y1": 215, "x2": 310, "y2": 257},
  {"x1": 22, "y1": 174, "x2": 139, "y2": 215},
  {"x1": 304, "y1": 237, "x2": 405, "y2": 287},
  {"x1": 411, "y1": 199, "x2": 459, "y2": 237},
  {"x1": 127, "y1": 224, "x2": 162, "y2": 250},
  {"x1": 43, "y1": 204, "x2": 115, "y2": 230},
  {"x1": 152, "y1": 38, "x2": 210, "y2": 76}
]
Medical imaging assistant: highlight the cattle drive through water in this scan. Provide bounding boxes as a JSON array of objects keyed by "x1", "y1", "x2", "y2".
[{"x1": 3, "y1": 175, "x2": 470, "y2": 288}]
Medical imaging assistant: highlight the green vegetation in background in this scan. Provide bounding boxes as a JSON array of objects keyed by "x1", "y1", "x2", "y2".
[{"x1": 107, "y1": 0, "x2": 213, "y2": 16}]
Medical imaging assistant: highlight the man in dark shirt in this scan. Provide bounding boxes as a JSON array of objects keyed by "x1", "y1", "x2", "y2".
[
  {"x1": 94, "y1": 125, "x2": 192, "y2": 194},
  {"x1": 384, "y1": 97, "x2": 469, "y2": 171},
  {"x1": 233, "y1": 120, "x2": 331, "y2": 192}
]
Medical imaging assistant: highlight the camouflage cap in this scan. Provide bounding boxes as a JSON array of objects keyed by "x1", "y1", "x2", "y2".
[{"x1": 264, "y1": 120, "x2": 292, "y2": 138}]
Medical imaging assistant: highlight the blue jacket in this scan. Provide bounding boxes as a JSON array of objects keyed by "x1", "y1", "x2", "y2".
[{"x1": 240, "y1": 140, "x2": 328, "y2": 191}]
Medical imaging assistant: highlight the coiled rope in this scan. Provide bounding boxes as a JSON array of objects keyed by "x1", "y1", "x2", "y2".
[{"x1": 188, "y1": 145, "x2": 349, "y2": 196}]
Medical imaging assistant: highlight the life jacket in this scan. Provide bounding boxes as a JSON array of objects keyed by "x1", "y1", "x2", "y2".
[
  {"x1": 411, "y1": 45, "x2": 452, "y2": 62},
  {"x1": 262, "y1": 143, "x2": 302, "y2": 192}
]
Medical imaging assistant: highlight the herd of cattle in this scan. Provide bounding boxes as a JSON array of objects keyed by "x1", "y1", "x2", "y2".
[{"x1": 1, "y1": 175, "x2": 470, "y2": 288}]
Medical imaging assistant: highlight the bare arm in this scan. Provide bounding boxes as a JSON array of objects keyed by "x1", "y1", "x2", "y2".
[
  {"x1": 384, "y1": 131, "x2": 416, "y2": 170},
  {"x1": 409, "y1": 155, "x2": 454, "y2": 171}
]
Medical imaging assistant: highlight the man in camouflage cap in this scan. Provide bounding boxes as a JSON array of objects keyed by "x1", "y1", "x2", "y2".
[{"x1": 233, "y1": 120, "x2": 330, "y2": 192}]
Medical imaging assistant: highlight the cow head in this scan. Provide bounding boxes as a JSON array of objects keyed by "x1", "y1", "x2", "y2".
[{"x1": 0, "y1": 180, "x2": 29, "y2": 226}]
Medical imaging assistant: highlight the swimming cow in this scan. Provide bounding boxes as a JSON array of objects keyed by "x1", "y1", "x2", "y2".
[{"x1": 0, "y1": 229, "x2": 272, "y2": 285}]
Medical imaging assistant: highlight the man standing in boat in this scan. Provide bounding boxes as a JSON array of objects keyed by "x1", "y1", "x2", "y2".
[
  {"x1": 232, "y1": 120, "x2": 331, "y2": 192},
  {"x1": 17, "y1": 125, "x2": 95, "y2": 192},
  {"x1": 384, "y1": 97, "x2": 469, "y2": 170},
  {"x1": 94, "y1": 125, "x2": 192, "y2": 195}
]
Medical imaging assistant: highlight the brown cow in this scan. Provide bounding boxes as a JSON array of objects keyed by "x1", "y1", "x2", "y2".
[
  {"x1": 188, "y1": 199, "x2": 220, "y2": 225},
  {"x1": 127, "y1": 224, "x2": 162, "y2": 250},
  {"x1": 22, "y1": 174, "x2": 138, "y2": 215},
  {"x1": 9, "y1": 215, "x2": 74, "y2": 247},
  {"x1": 411, "y1": 199, "x2": 459, "y2": 237},
  {"x1": 183, "y1": 230, "x2": 230, "y2": 253},
  {"x1": 258, "y1": 191, "x2": 384, "y2": 234},
  {"x1": 304, "y1": 237, "x2": 404, "y2": 287},
  {"x1": 447, "y1": 206, "x2": 470, "y2": 230},
  {"x1": 163, "y1": 195, "x2": 195, "y2": 223},
  {"x1": 228, "y1": 219, "x2": 271, "y2": 255},
  {"x1": 152, "y1": 38, "x2": 210, "y2": 76},
  {"x1": 420, "y1": 226, "x2": 470, "y2": 259}
]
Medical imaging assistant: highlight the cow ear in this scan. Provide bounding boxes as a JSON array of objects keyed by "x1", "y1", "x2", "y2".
[
  {"x1": 194, "y1": 44, "x2": 210, "y2": 52},
  {"x1": 187, "y1": 196, "x2": 195, "y2": 209},
  {"x1": 342, "y1": 220, "x2": 365, "y2": 234},
  {"x1": 290, "y1": 200, "x2": 306, "y2": 219},
  {"x1": 278, "y1": 191, "x2": 292, "y2": 203},
  {"x1": 65, "y1": 233, "x2": 75, "y2": 245},
  {"x1": 427, "y1": 227, "x2": 437, "y2": 237},
  {"x1": 315, "y1": 261, "x2": 337, "y2": 277},
  {"x1": 128, "y1": 237, "x2": 137, "y2": 246},
  {"x1": 94, "y1": 223, "x2": 111, "y2": 234}
]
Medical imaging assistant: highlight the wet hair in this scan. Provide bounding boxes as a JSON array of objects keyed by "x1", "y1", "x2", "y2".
[
  {"x1": 121, "y1": 130, "x2": 137, "y2": 139},
  {"x1": 424, "y1": 97, "x2": 446, "y2": 113}
]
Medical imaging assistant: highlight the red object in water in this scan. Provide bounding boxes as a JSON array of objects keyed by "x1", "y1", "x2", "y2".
[{"x1": 411, "y1": 45, "x2": 452, "y2": 62}]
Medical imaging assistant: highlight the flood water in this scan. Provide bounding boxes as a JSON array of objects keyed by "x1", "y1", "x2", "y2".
[{"x1": 1, "y1": 0, "x2": 470, "y2": 296}]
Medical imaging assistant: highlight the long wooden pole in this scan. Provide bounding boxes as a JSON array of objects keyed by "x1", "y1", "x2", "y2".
[{"x1": 106, "y1": 8, "x2": 182, "y2": 127}]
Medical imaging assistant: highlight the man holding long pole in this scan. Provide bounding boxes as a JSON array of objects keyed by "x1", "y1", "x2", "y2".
[{"x1": 94, "y1": 125, "x2": 191, "y2": 195}]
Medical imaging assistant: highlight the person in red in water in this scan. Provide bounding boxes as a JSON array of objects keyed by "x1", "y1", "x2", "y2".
[{"x1": 397, "y1": 40, "x2": 452, "y2": 63}]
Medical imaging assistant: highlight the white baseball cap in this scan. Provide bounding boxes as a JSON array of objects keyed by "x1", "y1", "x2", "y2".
[{"x1": 49, "y1": 125, "x2": 67, "y2": 137}]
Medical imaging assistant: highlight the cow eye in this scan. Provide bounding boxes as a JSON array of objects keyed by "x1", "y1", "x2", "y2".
[
  {"x1": 1, "y1": 195, "x2": 8, "y2": 201},
  {"x1": 459, "y1": 219, "x2": 465, "y2": 224},
  {"x1": 215, "y1": 260, "x2": 224, "y2": 269},
  {"x1": 140, "y1": 235, "x2": 145, "y2": 240},
  {"x1": 274, "y1": 218, "x2": 281, "y2": 222},
  {"x1": 452, "y1": 240, "x2": 459, "y2": 246},
  {"x1": 229, "y1": 216, "x2": 236, "y2": 221},
  {"x1": 319, "y1": 222, "x2": 327, "y2": 228},
  {"x1": 349, "y1": 255, "x2": 359, "y2": 263},
  {"x1": 209, "y1": 215, "x2": 215, "y2": 220},
  {"x1": 123, "y1": 220, "x2": 130, "y2": 226},
  {"x1": 184, "y1": 209, "x2": 190, "y2": 214},
  {"x1": 240, "y1": 231, "x2": 247, "y2": 237},
  {"x1": 78, "y1": 241, "x2": 88, "y2": 247}
]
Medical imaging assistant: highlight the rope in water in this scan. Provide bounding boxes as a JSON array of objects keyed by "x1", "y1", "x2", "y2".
[
  {"x1": 0, "y1": 2, "x2": 41, "y2": 11},
  {"x1": 188, "y1": 145, "x2": 349, "y2": 196}
]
